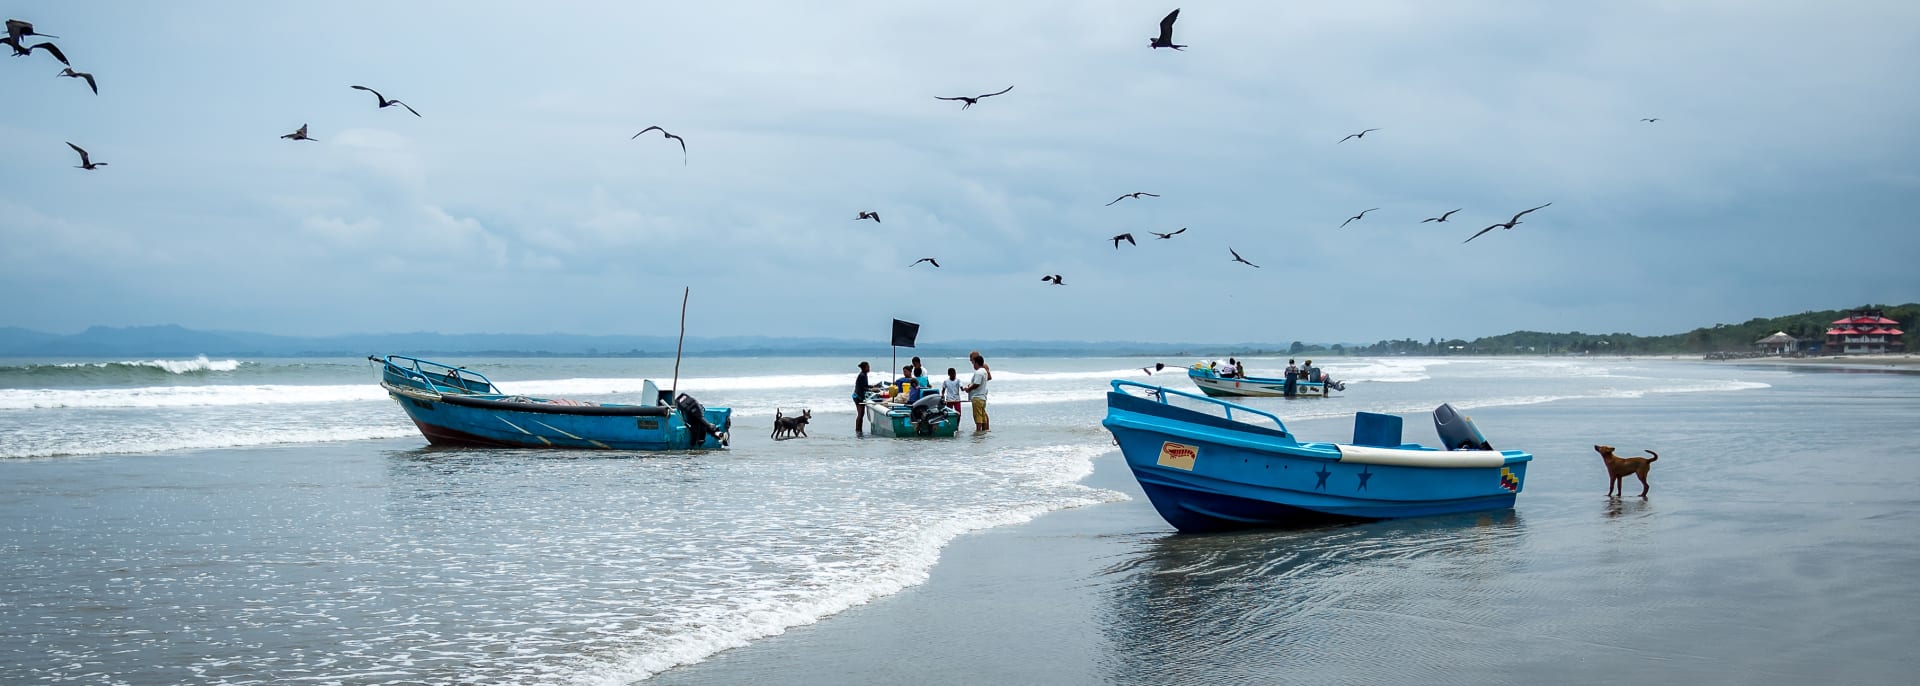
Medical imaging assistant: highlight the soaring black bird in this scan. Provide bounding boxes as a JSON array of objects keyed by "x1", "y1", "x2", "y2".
[
  {"x1": 1338, "y1": 128, "x2": 1381, "y2": 143},
  {"x1": 1422, "y1": 209, "x2": 1461, "y2": 223},
  {"x1": 2, "y1": 36, "x2": 65, "y2": 64},
  {"x1": 631, "y1": 126, "x2": 687, "y2": 164},
  {"x1": 66, "y1": 142, "x2": 105, "y2": 170},
  {"x1": 280, "y1": 124, "x2": 317, "y2": 141},
  {"x1": 1463, "y1": 203, "x2": 1552, "y2": 243},
  {"x1": 935, "y1": 85, "x2": 1013, "y2": 110},
  {"x1": 56, "y1": 67, "x2": 96, "y2": 94},
  {"x1": 1229, "y1": 247, "x2": 1259, "y2": 268},
  {"x1": 1041, "y1": 274, "x2": 1064, "y2": 285},
  {"x1": 350, "y1": 85, "x2": 420, "y2": 116},
  {"x1": 1340, "y1": 208, "x2": 1379, "y2": 228},
  {"x1": 856, "y1": 211, "x2": 881, "y2": 223},
  {"x1": 1111, "y1": 233, "x2": 1136, "y2": 249},
  {"x1": 910, "y1": 258, "x2": 940, "y2": 268},
  {"x1": 1106, "y1": 191, "x2": 1160, "y2": 206},
  {"x1": 1150, "y1": 9, "x2": 1186, "y2": 50},
  {"x1": 1150, "y1": 227, "x2": 1187, "y2": 239},
  {"x1": 1640, "y1": 118, "x2": 1661, "y2": 123},
  {"x1": 5, "y1": 19, "x2": 55, "y2": 43}
]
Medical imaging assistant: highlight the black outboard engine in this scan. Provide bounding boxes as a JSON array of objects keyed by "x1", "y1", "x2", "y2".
[
  {"x1": 909, "y1": 394, "x2": 946, "y2": 435},
  {"x1": 676, "y1": 393, "x2": 725, "y2": 447},
  {"x1": 1432, "y1": 403, "x2": 1491, "y2": 450}
]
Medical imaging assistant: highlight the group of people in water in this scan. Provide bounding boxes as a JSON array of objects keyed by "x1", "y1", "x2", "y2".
[
  {"x1": 852, "y1": 352, "x2": 993, "y2": 435},
  {"x1": 1204, "y1": 357, "x2": 1328, "y2": 383}
]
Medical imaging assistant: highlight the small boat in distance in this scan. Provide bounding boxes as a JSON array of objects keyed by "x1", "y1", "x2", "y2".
[
  {"x1": 1103, "y1": 380, "x2": 1530, "y2": 533},
  {"x1": 1187, "y1": 363, "x2": 1344, "y2": 398},
  {"x1": 371, "y1": 354, "x2": 731, "y2": 450}
]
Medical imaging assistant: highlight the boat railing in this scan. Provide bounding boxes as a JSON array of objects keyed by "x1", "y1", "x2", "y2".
[
  {"x1": 368, "y1": 354, "x2": 501, "y2": 394},
  {"x1": 1110, "y1": 379, "x2": 1290, "y2": 433}
]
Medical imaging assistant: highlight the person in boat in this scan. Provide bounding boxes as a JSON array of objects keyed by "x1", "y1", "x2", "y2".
[
  {"x1": 853, "y1": 361, "x2": 874, "y2": 436},
  {"x1": 964, "y1": 351, "x2": 991, "y2": 432},
  {"x1": 911, "y1": 359, "x2": 931, "y2": 396},
  {"x1": 1284, "y1": 359, "x2": 1300, "y2": 397},
  {"x1": 1304, "y1": 360, "x2": 1321, "y2": 383},
  {"x1": 941, "y1": 367, "x2": 963, "y2": 415},
  {"x1": 893, "y1": 365, "x2": 920, "y2": 404}
]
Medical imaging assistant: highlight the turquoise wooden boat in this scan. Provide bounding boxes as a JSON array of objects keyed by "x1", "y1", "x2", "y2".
[
  {"x1": 1102, "y1": 380, "x2": 1529, "y2": 532},
  {"x1": 861, "y1": 395, "x2": 961, "y2": 438},
  {"x1": 371, "y1": 354, "x2": 730, "y2": 451}
]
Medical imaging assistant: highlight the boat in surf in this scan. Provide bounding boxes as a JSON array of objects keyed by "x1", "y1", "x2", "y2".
[
  {"x1": 1187, "y1": 363, "x2": 1344, "y2": 398},
  {"x1": 860, "y1": 393, "x2": 961, "y2": 438},
  {"x1": 371, "y1": 354, "x2": 731, "y2": 451},
  {"x1": 1102, "y1": 380, "x2": 1530, "y2": 533}
]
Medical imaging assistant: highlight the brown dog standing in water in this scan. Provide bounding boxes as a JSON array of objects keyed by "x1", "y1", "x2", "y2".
[{"x1": 1595, "y1": 445, "x2": 1659, "y2": 497}]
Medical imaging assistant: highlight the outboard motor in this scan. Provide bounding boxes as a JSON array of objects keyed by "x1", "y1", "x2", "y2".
[
  {"x1": 1432, "y1": 403, "x2": 1491, "y2": 450},
  {"x1": 909, "y1": 394, "x2": 947, "y2": 435},
  {"x1": 675, "y1": 393, "x2": 725, "y2": 447}
]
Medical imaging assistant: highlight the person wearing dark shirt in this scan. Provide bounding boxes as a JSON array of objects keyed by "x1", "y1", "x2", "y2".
[{"x1": 853, "y1": 361, "x2": 873, "y2": 436}]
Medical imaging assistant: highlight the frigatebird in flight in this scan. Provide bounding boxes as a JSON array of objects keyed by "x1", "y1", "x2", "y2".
[
  {"x1": 935, "y1": 85, "x2": 1014, "y2": 110},
  {"x1": 350, "y1": 85, "x2": 421, "y2": 116},
  {"x1": 1111, "y1": 233, "x2": 1136, "y2": 249},
  {"x1": 910, "y1": 258, "x2": 940, "y2": 268},
  {"x1": 1229, "y1": 247, "x2": 1259, "y2": 268},
  {"x1": 280, "y1": 124, "x2": 317, "y2": 141},
  {"x1": 1339, "y1": 128, "x2": 1380, "y2": 143},
  {"x1": 856, "y1": 211, "x2": 881, "y2": 223},
  {"x1": 1340, "y1": 208, "x2": 1379, "y2": 228},
  {"x1": 632, "y1": 126, "x2": 688, "y2": 164},
  {"x1": 66, "y1": 142, "x2": 105, "y2": 170},
  {"x1": 1106, "y1": 191, "x2": 1159, "y2": 206},
  {"x1": 1150, "y1": 227, "x2": 1187, "y2": 239},
  {"x1": 1463, "y1": 203, "x2": 1552, "y2": 243},
  {"x1": 1150, "y1": 9, "x2": 1186, "y2": 50},
  {"x1": 1422, "y1": 209, "x2": 1461, "y2": 223}
]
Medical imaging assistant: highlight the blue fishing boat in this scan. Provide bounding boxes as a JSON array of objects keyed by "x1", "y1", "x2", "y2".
[
  {"x1": 1187, "y1": 364, "x2": 1344, "y2": 398},
  {"x1": 861, "y1": 394, "x2": 962, "y2": 438},
  {"x1": 370, "y1": 354, "x2": 731, "y2": 451},
  {"x1": 1102, "y1": 380, "x2": 1530, "y2": 532}
]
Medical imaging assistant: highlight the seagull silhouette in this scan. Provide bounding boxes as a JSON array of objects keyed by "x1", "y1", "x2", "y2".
[
  {"x1": 856, "y1": 211, "x2": 881, "y2": 223},
  {"x1": 1338, "y1": 128, "x2": 1381, "y2": 143},
  {"x1": 1229, "y1": 247, "x2": 1260, "y2": 268},
  {"x1": 910, "y1": 258, "x2": 940, "y2": 268},
  {"x1": 280, "y1": 124, "x2": 317, "y2": 141},
  {"x1": 1111, "y1": 233, "x2": 1136, "y2": 249},
  {"x1": 1106, "y1": 191, "x2": 1160, "y2": 206},
  {"x1": 631, "y1": 126, "x2": 688, "y2": 164},
  {"x1": 935, "y1": 85, "x2": 1014, "y2": 110},
  {"x1": 1041, "y1": 274, "x2": 1064, "y2": 285},
  {"x1": 5, "y1": 19, "x2": 55, "y2": 43},
  {"x1": 1150, "y1": 9, "x2": 1186, "y2": 50},
  {"x1": 1640, "y1": 118, "x2": 1661, "y2": 123},
  {"x1": 1422, "y1": 209, "x2": 1461, "y2": 223},
  {"x1": 1150, "y1": 227, "x2": 1187, "y2": 239},
  {"x1": 1340, "y1": 208, "x2": 1379, "y2": 228},
  {"x1": 350, "y1": 85, "x2": 420, "y2": 116},
  {"x1": 3, "y1": 36, "x2": 65, "y2": 64},
  {"x1": 56, "y1": 67, "x2": 95, "y2": 94},
  {"x1": 1463, "y1": 203, "x2": 1552, "y2": 243},
  {"x1": 66, "y1": 142, "x2": 105, "y2": 170}
]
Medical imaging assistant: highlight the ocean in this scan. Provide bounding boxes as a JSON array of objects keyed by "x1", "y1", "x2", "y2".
[{"x1": 2, "y1": 355, "x2": 1914, "y2": 684}]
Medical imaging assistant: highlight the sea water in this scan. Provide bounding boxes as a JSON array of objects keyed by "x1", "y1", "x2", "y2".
[{"x1": 0, "y1": 355, "x2": 1814, "y2": 683}]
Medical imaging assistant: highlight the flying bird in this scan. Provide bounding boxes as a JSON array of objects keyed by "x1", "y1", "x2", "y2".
[
  {"x1": 935, "y1": 85, "x2": 1014, "y2": 110},
  {"x1": 856, "y1": 211, "x2": 881, "y2": 223},
  {"x1": 56, "y1": 67, "x2": 96, "y2": 94},
  {"x1": 1150, "y1": 227, "x2": 1187, "y2": 239},
  {"x1": 1111, "y1": 233, "x2": 1136, "y2": 249},
  {"x1": 1340, "y1": 208, "x2": 1379, "y2": 228},
  {"x1": 1463, "y1": 203, "x2": 1553, "y2": 243},
  {"x1": 910, "y1": 258, "x2": 940, "y2": 268},
  {"x1": 66, "y1": 142, "x2": 105, "y2": 170},
  {"x1": 3, "y1": 36, "x2": 65, "y2": 64},
  {"x1": 1228, "y1": 247, "x2": 1259, "y2": 268},
  {"x1": 631, "y1": 126, "x2": 687, "y2": 164},
  {"x1": 1422, "y1": 209, "x2": 1461, "y2": 223},
  {"x1": 280, "y1": 124, "x2": 317, "y2": 141},
  {"x1": 1149, "y1": 9, "x2": 1186, "y2": 50},
  {"x1": 5, "y1": 19, "x2": 55, "y2": 43},
  {"x1": 1041, "y1": 274, "x2": 1064, "y2": 285},
  {"x1": 1640, "y1": 118, "x2": 1661, "y2": 123},
  {"x1": 350, "y1": 85, "x2": 420, "y2": 117},
  {"x1": 1338, "y1": 128, "x2": 1381, "y2": 143},
  {"x1": 1106, "y1": 191, "x2": 1160, "y2": 206}
]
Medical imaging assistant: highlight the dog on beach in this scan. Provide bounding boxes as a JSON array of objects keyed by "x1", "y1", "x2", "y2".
[
  {"x1": 772, "y1": 409, "x2": 812, "y2": 439},
  {"x1": 1594, "y1": 445, "x2": 1659, "y2": 497}
]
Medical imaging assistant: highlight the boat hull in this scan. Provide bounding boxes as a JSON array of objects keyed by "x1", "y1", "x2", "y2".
[
  {"x1": 1187, "y1": 371, "x2": 1331, "y2": 397},
  {"x1": 864, "y1": 401, "x2": 961, "y2": 438},
  {"x1": 387, "y1": 389, "x2": 731, "y2": 450},
  {"x1": 1103, "y1": 388, "x2": 1528, "y2": 533}
]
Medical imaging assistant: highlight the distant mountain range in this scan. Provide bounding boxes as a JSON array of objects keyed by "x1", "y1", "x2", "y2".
[{"x1": 0, "y1": 325, "x2": 1252, "y2": 358}]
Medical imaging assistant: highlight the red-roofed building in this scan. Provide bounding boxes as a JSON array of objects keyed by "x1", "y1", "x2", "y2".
[{"x1": 1825, "y1": 309, "x2": 1907, "y2": 354}]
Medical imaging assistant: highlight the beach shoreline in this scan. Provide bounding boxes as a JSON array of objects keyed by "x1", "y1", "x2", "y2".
[{"x1": 1713, "y1": 353, "x2": 1920, "y2": 368}]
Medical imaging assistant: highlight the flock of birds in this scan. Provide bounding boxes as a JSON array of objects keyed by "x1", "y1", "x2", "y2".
[{"x1": 14, "y1": 8, "x2": 1665, "y2": 282}]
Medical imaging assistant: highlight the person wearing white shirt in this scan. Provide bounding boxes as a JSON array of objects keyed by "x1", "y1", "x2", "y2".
[
  {"x1": 940, "y1": 367, "x2": 964, "y2": 415},
  {"x1": 963, "y1": 351, "x2": 992, "y2": 432}
]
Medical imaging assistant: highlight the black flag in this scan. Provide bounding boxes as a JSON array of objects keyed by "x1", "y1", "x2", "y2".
[{"x1": 891, "y1": 319, "x2": 920, "y2": 348}]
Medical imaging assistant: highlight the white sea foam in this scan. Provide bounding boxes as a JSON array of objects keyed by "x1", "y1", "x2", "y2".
[
  {"x1": 2, "y1": 423, "x2": 417, "y2": 460},
  {"x1": 0, "y1": 383, "x2": 385, "y2": 410},
  {"x1": 55, "y1": 355, "x2": 245, "y2": 374}
]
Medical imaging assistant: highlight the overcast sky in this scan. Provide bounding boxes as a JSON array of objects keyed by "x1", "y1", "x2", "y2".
[{"x1": 2, "y1": 1, "x2": 1916, "y2": 344}]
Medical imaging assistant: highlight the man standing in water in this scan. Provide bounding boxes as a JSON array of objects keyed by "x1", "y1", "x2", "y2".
[
  {"x1": 853, "y1": 361, "x2": 873, "y2": 436},
  {"x1": 964, "y1": 351, "x2": 991, "y2": 432},
  {"x1": 1284, "y1": 359, "x2": 1300, "y2": 398}
]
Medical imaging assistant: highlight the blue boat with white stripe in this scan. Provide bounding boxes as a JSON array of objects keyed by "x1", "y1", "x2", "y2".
[
  {"x1": 1102, "y1": 380, "x2": 1529, "y2": 533},
  {"x1": 370, "y1": 354, "x2": 731, "y2": 451}
]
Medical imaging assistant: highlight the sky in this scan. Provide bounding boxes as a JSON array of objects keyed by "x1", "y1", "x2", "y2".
[{"x1": 2, "y1": 1, "x2": 1916, "y2": 345}]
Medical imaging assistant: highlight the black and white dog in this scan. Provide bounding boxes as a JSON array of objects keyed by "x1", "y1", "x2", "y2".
[{"x1": 772, "y1": 409, "x2": 812, "y2": 439}]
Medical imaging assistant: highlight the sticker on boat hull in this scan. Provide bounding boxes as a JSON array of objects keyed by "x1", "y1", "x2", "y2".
[
  {"x1": 1499, "y1": 467, "x2": 1520, "y2": 492},
  {"x1": 1157, "y1": 442, "x2": 1197, "y2": 471}
]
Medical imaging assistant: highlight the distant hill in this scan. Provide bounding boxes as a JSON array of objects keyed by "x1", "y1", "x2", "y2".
[{"x1": 1338, "y1": 303, "x2": 1917, "y2": 356}]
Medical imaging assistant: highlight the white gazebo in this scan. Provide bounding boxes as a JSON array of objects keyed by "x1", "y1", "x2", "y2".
[{"x1": 1755, "y1": 331, "x2": 1798, "y2": 355}]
